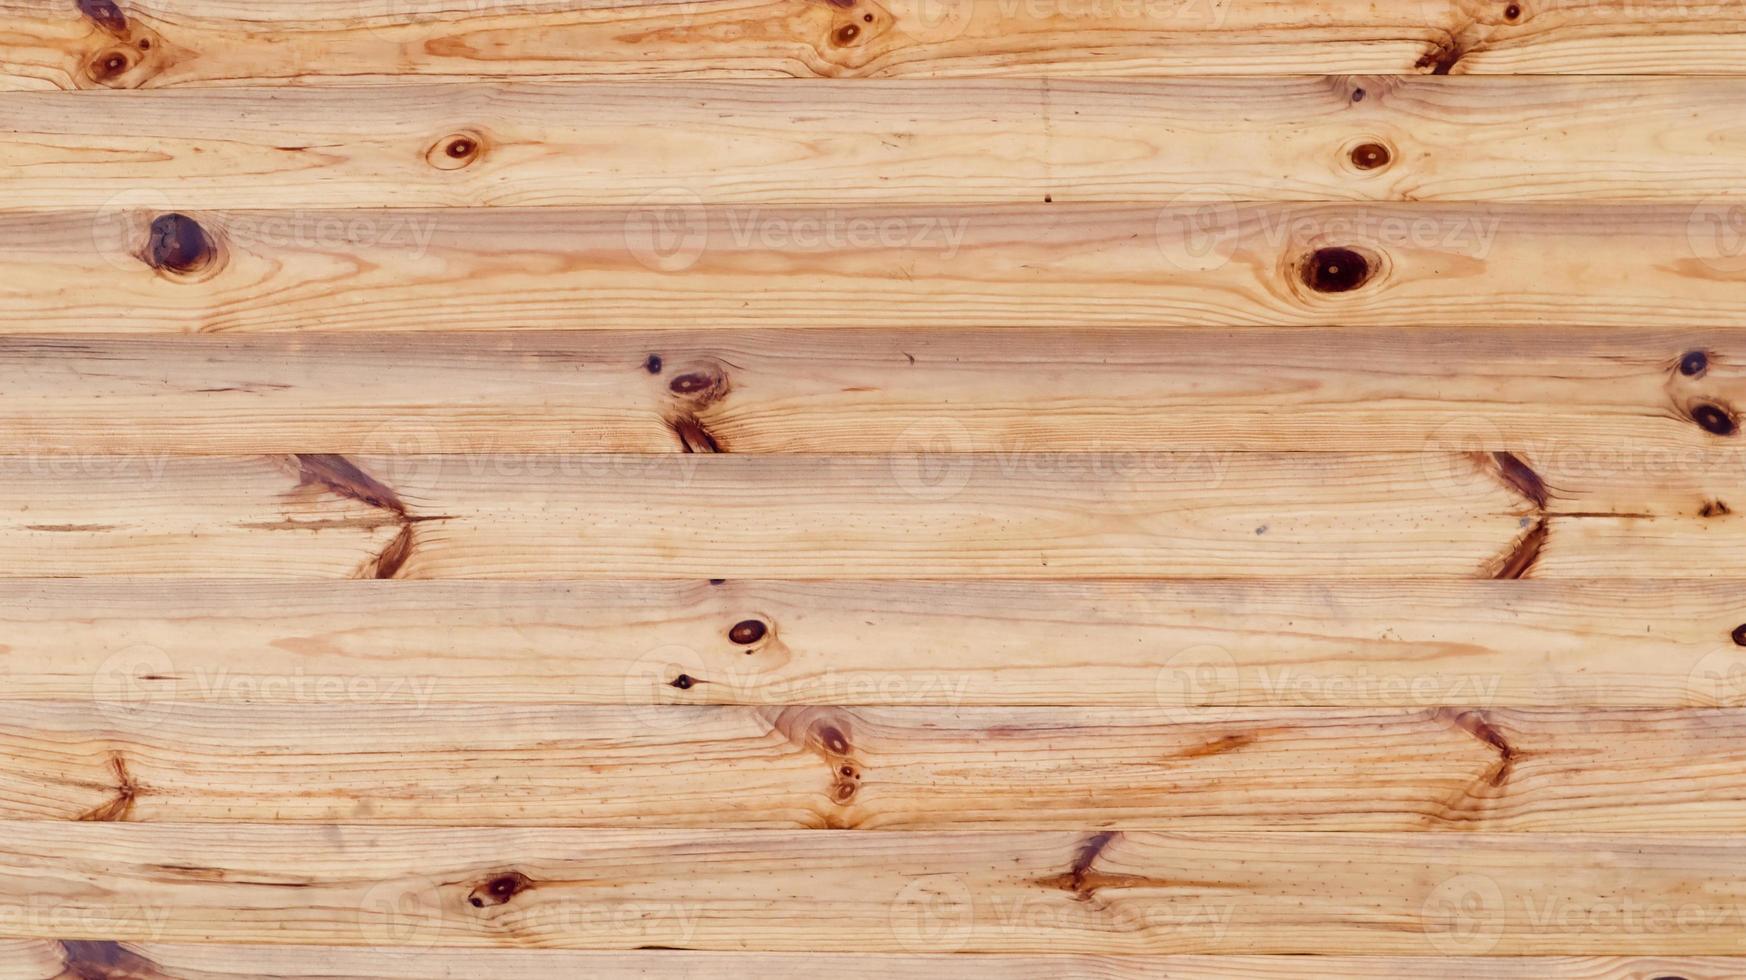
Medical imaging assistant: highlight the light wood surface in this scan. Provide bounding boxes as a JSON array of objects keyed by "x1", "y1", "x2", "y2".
[
  {"x1": 4, "y1": 579, "x2": 1745, "y2": 707},
  {"x1": 4, "y1": 327, "x2": 1746, "y2": 454},
  {"x1": 3, "y1": 942, "x2": 1741, "y2": 979},
  {"x1": 7, "y1": 0, "x2": 1746, "y2": 973},
  {"x1": 8, "y1": 204, "x2": 1746, "y2": 332},
  {"x1": 4, "y1": 78, "x2": 1745, "y2": 206},
  {"x1": 1, "y1": 451, "x2": 1743, "y2": 579},
  {"x1": 6, "y1": 0, "x2": 1746, "y2": 88},
  {"x1": 7, "y1": 702, "x2": 1746, "y2": 830},
  {"x1": 3, "y1": 825, "x2": 1746, "y2": 954}
]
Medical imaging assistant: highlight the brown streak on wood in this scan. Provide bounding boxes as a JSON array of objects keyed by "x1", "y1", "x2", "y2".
[
  {"x1": 75, "y1": 0, "x2": 129, "y2": 35},
  {"x1": 59, "y1": 940, "x2": 166, "y2": 980},
  {"x1": 1487, "y1": 451, "x2": 1550, "y2": 510},
  {"x1": 1486, "y1": 518, "x2": 1548, "y2": 580},
  {"x1": 291, "y1": 454, "x2": 406, "y2": 517},
  {"x1": 76, "y1": 754, "x2": 139, "y2": 823}
]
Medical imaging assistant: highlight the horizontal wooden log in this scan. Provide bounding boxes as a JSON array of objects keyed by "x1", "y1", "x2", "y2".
[
  {"x1": 2, "y1": 327, "x2": 1744, "y2": 454},
  {"x1": 6, "y1": 579, "x2": 1746, "y2": 707},
  {"x1": 6, "y1": 0, "x2": 1745, "y2": 88},
  {"x1": 2, "y1": 942, "x2": 1738, "y2": 980},
  {"x1": 3, "y1": 78, "x2": 1745, "y2": 206},
  {"x1": 8, "y1": 203, "x2": 1746, "y2": 331},
  {"x1": 2, "y1": 825, "x2": 1745, "y2": 953},
  {"x1": 8, "y1": 703, "x2": 1746, "y2": 831},
  {"x1": 0, "y1": 450, "x2": 1743, "y2": 578}
]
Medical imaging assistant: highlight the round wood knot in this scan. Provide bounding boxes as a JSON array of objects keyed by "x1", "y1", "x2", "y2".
[
  {"x1": 729, "y1": 619, "x2": 768, "y2": 645},
  {"x1": 1731, "y1": 625, "x2": 1746, "y2": 647},
  {"x1": 644, "y1": 354, "x2": 664, "y2": 374},
  {"x1": 834, "y1": 23, "x2": 860, "y2": 44},
  {"x1": 1503, "y1": 3, "x2": 1522, "y2": 20},
  {"x1": 669, "y1": 370, "x2": 728, "y2": 404},
  {"x1": 142, "y1": 213, "x2": 219, "y2": 278},
  {"x1": 1349, "y1": 141, "x2": 1392, "y2": 171},
  {"x1": 1690, "y1": 401, "x2": 1738, "y2": 437},
  {"x1": 467, "y1": 871, "x2": 533, "y2": 908},
  {"x1": 88, "y1": 46, "x2": 139, "y2": 84},
  {"x1": 1300, "y1": 246, "x2": 1374, "y2": 293},
  {"x1": 670, "y1": 674, "x2": 696, "y2": 689},
  {"x1": 427, "y1": 132, "x2": 484, "y2": 171},
  {"x1": 815, "y1": 724, "x2": 851, "y2": 756},
  {"x1": 1680, "y1": 350, "x2": 1710, "y2": 378}
]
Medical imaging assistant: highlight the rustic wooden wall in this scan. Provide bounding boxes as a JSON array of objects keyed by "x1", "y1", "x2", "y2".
[{"x1": 3, "y1": 0, "x2": 1746, "y2": 976}]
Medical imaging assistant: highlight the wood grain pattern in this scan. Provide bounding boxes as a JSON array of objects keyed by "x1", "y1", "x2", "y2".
[
  {"x1": 3, "y1": 942, "x2": 1740, "y2": 980},
  {"x1": 3, "y1": 327, "x2": 1744, "y2": 454},
  {"x1": 6, "y1": 579, "x2": 1746, "y2": 707},
  {"x1": 9, "y1": 703, "x2": 1746, "y2": 831},
  {"x1": 5, "y1": 78, "x2": 1745, "y2": 205},
  {"x1": 7, "y1": 0, "x2": 1746, "y2": 88},
  {"x1": 0, "y1": 450, "x2": 1742, "y2": 579},
  {"x1": 4, "y1": 825, "x2": 1746, "y2": 953},
  {"x1": 8, "y1": 203, "x2": 1746, "y2": 332}
]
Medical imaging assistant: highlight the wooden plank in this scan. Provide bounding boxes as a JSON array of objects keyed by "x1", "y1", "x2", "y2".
[
  {"x1": 13, "y1": 203, "x2": 1743, "y2": 332},
  {"x1": 4, "y1": 942, "x2": 1741, "y2": 980},
  {"x1": 9, "y1": 579, "x2": 1746, "y2": 707},
  {"x1": 10, "y1": 703, "x2": 1746, "y2": 831},
  {"x1": 8, "y1": 0, "x2": 1746, "y2": 88},
  {"x1": 5, "y1": 78, "x2": 1746, "y2": 206},
  {"x1": 1, "y1": 825, "x2": 1745, "y2": 953},
  {"x1": 0, "y1": 450, "x2": 1742, "y2": 579},
  {"x1": 6, "y1": 327, "x2": 1746, "y2": 455}
]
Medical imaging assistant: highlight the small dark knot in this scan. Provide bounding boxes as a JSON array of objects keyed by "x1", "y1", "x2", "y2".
[
  {"x1": 1680, "y1": 350, "x2": 1710, "y2": 377},
  {"x1": 145, "y1": 213, "x2": 216, "y2": 276},
  {"x1": 1691, "y1": 402, "x2": 1738, "y2": 437},
  {"x1": 467, "y1": 871, "x2": 533, "y2": 908},
  {"x1": 1504, "y1": 3, "x2": 1522, "y2": 19},
  {"x1": 1731, "y1": 625, "x2": 1746, "y2": 647},
  {"x1": 1350, "y1": 142, "x2": 1391, "y2": 170},
  {"x1": 728, "y1": 619, "x2": 768, "y2": 645},
  {"x1": 817, "y1": 725, "x2": 851, "y2": 755},
  {"x1": 644, "y1": 354, "x2": 664, "y2": 374},
  {"x1": 834, "y1": 24, "x2": 860, "y2": 44},
  {"x1": 1301, "y1": 247, "x2": 1373, "y2": 293},
  {"x1": 670, "y1": 674, "x2": 695, "y2": 689}
]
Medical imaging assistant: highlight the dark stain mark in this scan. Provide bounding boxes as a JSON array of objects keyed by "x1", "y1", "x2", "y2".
[
  {"x1": 1041, "y1": 831, "x2": 1122, "y2": 902},
  {"x1": 1350, "y1": 142, "x2": 1391, "y2": 170},
  {"x1": 77, "y1": 754, "x2": 139, "y2": 822},
  {"x1": 1691, "y1": 402, "x2": 1739, "y2": 437},
  {"x1": 816, "y1": 724, "x2": 851, "y2": 756},
  {"x1": 729, "y1": 619, "x2": 768, "y2": 645},
  {"x1": 143, "y1": 213, "x2": 215, "y2": 276},
  {"x1": 59, "y1": 941, "x2": 166, "y2": 980},
  {"x1": 834, "y1": 23, "x2": 859, "y2": 43},
  {"x1": 670, "y1": 674, "x2": 695, "y2": 689},
  {"x1": 1679, "y1": 350, "x2": 1710, "y2": 378},
  {"x1": 1504, "y1": 3, "x2": 1522, "y2": 19},
  {"x1": 290, "y1": 454, "x2": 425, "y2": 579},
  {"x1": 1351, "y1": 87, "x2": 1366, "y2": 102},
  {"x1": 1300, "y1": 247, "x2": 1372, "y2": 293},
  {"x1": 668, "y1": 415, "x2": 724, "y2": 454},
  {"x1": 709, "y1": 577, "x2": 727, "y2": 585},
  {"x1": 294, "y1": 454, "x2": 406, "y2": 516},
  {"x1": 77, "y1": 0, "x2": 129, "y2": 33},
  {"x1": 1488, "y1": 517, "x2": 1547, "y2": 580},
  {"x1": 1702, "y1": 499, "x2": 1732, "y2": 518},
  {"x1": 644, "y1": 354, "x2": 663, "y2": 374},
  {"x1": 1439, "y1": 708, "x2": 1516, "y2": 788},
  {"x1": 1733, "y1": 624, "x2": 1746, "y2": 647},
  {"x1": 1176, "y1": 733, "x2": 1257, "y2": 760},
  {"x1": 468, "y1": 871, "x2": 533, "y2": 908},
  {"x1": 1488, "y1": 451, "x2": 1549, "y2": 509},
  {"x1": 369, "y1": 523, "x2": 415, "y2": 579},
  {"x1": 1418, "y1": 39, "x2": 1466, "y2": 75},
  {"x1": 669, "y1": 373, "x2": 719, "y2": 396}
]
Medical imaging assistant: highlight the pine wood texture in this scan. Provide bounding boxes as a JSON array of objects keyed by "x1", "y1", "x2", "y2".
[
  {"x1": 6, "y1": 0, "x2": 1746, "y2": 974},
  {"x1": 6, "y1": 0, "x2": 1746, "y2": 87}
]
